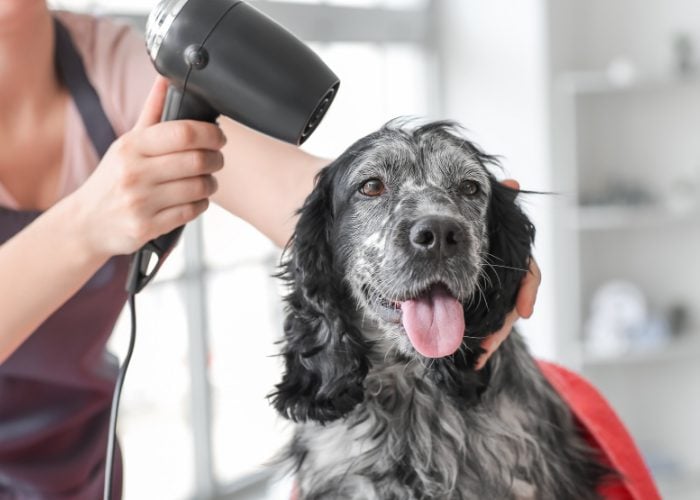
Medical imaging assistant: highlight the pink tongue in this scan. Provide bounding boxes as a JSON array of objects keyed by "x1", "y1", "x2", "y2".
[{"x1": 400, "y1": 287, "x2": 465, "y2": 358}]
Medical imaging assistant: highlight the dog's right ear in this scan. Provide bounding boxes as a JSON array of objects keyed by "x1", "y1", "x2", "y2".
[
  {"x1": 270, "y1": 164, "x2": 370, "y2": 424},
  {"x1": 464, "y1": 176, "x2": 536, "y2": 340}
]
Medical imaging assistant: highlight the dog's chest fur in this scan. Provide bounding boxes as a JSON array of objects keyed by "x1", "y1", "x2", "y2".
[{"x1": 291, "y1": 352, "x2": 542, "y2": 500}]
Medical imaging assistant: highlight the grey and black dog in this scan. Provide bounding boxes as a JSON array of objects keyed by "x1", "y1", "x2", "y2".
[{"x1": 271, "y1": 121, "x2": 611, "y2": 499}]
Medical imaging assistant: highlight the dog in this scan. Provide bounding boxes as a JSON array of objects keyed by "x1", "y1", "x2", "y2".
[{"x1": 270, "y1": 121, "x2": 611, "y2": 499}]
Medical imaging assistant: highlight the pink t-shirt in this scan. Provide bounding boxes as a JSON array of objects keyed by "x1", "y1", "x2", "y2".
[{"x1": 0, "y1": 10, "x2": 157, "y2": 209}]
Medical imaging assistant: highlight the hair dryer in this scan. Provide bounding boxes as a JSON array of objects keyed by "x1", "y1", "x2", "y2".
[{"x1": 126, "y1": 0, "x2": 339, "y2": 294}]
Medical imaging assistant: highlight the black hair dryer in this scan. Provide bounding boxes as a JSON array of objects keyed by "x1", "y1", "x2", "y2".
[{"x1": 126, "y1": 0, "x2": 339, "y2": 294}]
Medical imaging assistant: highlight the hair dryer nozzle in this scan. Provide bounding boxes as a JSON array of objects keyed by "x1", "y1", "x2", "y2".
[{"x1": 300, "y1": 84, "x2": 338, "y2": 143}]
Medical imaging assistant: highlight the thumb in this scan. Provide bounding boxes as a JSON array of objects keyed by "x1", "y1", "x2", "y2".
[{"x1": 134, "y1": 76, "x2": 169, "y2": 130}]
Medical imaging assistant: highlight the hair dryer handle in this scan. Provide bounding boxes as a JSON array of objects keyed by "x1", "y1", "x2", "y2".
[
  {"x1": 161, "y1": 84, "x2": 220, "y2": 123},
  {"x1": 126, "y1": 85, "x2": 220, "y2": 294}
]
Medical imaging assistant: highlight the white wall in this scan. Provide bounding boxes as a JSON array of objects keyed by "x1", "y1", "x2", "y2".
[
  {"x1": 548, "y1": 0, "x2": 700, "y2": 490},
  {"x1": 436, "y1": 0, "x2": 562, "y2": 361},
  {"x1": 569, "y1": 0, "x2": 700, "y2": 76}
]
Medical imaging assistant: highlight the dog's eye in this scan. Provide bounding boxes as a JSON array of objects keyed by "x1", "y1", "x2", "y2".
[
  {"x1": 461, "y1": 180, "x2": 480, "y2": 196},
  {"x1": 360, "y1": 178, "x2": 386, "y2": 197}
]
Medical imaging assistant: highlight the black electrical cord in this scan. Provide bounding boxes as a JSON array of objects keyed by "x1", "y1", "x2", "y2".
[{"x1": 103, "y1": 293, "x2": 137, "y2": 500}]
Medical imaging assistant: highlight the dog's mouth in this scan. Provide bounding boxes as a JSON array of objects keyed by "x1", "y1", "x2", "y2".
[{"x1": 363, "y1": 282, "x2": 466, "y2": 358}]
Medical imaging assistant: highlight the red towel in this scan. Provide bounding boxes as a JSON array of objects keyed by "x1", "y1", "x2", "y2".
[{"x1": 537, "y1": 360, "x2": 661, "y2": 500}]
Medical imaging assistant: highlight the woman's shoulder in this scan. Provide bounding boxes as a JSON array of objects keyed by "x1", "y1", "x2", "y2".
[{"x1": 52, "y1": 10, "x2": 156, "y2": 135}]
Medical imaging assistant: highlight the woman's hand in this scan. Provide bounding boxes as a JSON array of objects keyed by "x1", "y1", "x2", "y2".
[
  {"x1": 475, "y1": 179, "x2": 542, "y2": 370},
  {"x1": 69, "y1": 77, "x2": 226, "y2": 259}
]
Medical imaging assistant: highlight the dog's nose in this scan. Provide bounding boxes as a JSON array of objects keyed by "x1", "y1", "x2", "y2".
[{"x1": 409, "y1": 216, "x2": 465, "y2": 258}]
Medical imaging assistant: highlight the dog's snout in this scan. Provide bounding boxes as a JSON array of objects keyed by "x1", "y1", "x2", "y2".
[{"x1": 409, "y1": 216, "x2": 465, "y2": 258}]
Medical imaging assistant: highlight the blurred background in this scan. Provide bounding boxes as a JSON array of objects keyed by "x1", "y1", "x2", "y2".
[{"x1": 46, "y1": 0, "x2": 700, "y2": 498}]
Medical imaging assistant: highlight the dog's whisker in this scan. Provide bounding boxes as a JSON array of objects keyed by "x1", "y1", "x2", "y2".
[
  {"x1": 480, "y1": 261, "x2": 502, "y2": 290},
  {"x1": 465, "y1": 278, "x2": 488, "y2": 314},
  {"x1": 479, "y1": 250, "x2": 507, "y2": 263},
  {"x1": 486, "y1": 263, "x2": 528, "y2": 273}
]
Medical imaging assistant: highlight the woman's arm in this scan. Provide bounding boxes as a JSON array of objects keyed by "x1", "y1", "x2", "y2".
[
  {"x1": 213, "y1": 118, "x2": 329, "y2": 247},
  {"x1": 0, "y1": 78, "x2": 224, "y2": 364},
  {"x1": 0, "y1": 197, "x2": 110, "y2": 362}
]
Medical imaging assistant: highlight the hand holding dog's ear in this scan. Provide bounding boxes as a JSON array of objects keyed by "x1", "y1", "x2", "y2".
[
  {"x1": 516, "y1": 256, "x2": 541, "y2": 319},
  {"x1": 476, "y1": 257, "x2": 541, "y2": 370},
  {"x1": 475, "y1": 178, "x2": 541, "y2": 371}
]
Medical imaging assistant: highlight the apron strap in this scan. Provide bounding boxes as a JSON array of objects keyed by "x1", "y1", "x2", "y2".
[{"x1": 54, "y1": 17, "x2": 117, "y2": 159}]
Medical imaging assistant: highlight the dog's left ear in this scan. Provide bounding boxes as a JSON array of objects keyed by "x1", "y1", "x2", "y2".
[
  {"x1": 270, "y1": 164, "x2": 370, "y2": 424},
  {"x1": 464, "y1": 176, "x2": 536, "y2": 338}
]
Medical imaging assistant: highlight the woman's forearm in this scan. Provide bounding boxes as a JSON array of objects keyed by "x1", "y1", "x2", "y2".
[
  {"x1": 0, "y1": 115, "x2": 328, "y2": 362},
  {"x1": 0, "y1": 196, "x2": 108, "y2": 363},
  {"x1": 214, "y1": 117, "x2": 329, "y2": 247}
]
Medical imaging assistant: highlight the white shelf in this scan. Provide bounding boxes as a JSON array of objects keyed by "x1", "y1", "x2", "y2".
[
  {"x1": 582, "y1": 334, "x2": 700, "y2": 369},
  {"x1": 559, "y1": 71, "x2": 700, "y2": 96},
  {"x1": 570, "y1": 203, "x2": 700, "y2": 231}
]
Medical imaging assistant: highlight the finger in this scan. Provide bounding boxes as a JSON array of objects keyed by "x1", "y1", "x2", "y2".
[
  {"x1": 134, "y1": 76, "x2": 169, "y2": 130},
  {"x1": 150, "y1": 198, "x2": 211, "y2": 236},
  {"x1": 135, "y1": 120, "x2": 227, "y2": 157},
  {"x1": 500, "y1": 178, "x2": 520, "y2": 191},
  {"x1": 475, "y1": 309, "x2": 519, "y2": 370},
  {"x1": 147, "y1": 175, "x2": 218, "y2": 212},
  {"x1": 515, "y1": 257, "x2": 541, "y2": 319},
  {"x1": 143, "y1": 150, "x2": 224, "y2": 185}
]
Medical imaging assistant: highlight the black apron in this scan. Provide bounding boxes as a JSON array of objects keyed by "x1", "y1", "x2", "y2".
[{"x1": 0, "y1": 18, "x2": 127, "y2": 500}]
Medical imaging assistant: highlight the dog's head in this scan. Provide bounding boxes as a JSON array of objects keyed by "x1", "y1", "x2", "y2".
[{"x1": 271, "y1": 121, "x2": 535, "y2": 423}]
